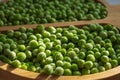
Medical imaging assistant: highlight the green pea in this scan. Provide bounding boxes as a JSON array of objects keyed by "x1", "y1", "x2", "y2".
[
  {"x1": 71, "y1": 63, "x2": 78, "y2": 71},
  {"x1": 104, "y1": 62, "x2": 112, "y2": 70},
  {"x1": 90, "y1": 67, "x2": 99, "y2": 74},
  {"x1": 43, "y1": 64, "x2": 53, "y2": 74},
  {"x1": 17, "y1": 52, "x2": 26, "y2": 61},
  {"x1": 37, "y1": 52, "x2": 46, "y2": 61},
  {"x1": 55, "y1": 67, "x2": 64, "y2": 75},
  {"x1": 78, "y1": 52, "x2": 86, "y2": 59},
  {"x1": 18, "y1": 45, "x2": 26, "y2": 51},
  {"x1": 8, "y1": 51, "x2": 16, "y2": 60},
  {"x1": 73, "y1": 71, "x2": 81, "y2": 75},
  {"x1": 64, "y1": 69, "x2": 72, "y2": 75},
  {"x1": 29, "y1": 40, "x2": 38, "y2": 48},
  {"x1": 99, "y1": 66, "x2": 105, "y2": 72},
  {"x1": 86, "y1": 54, "x2": 95, "y2": 62},
  {"x1": 84, "y1": 61, "x2": 93, "y2": 69},
  {"x1": 110, "y1": 59, "x2": 118, "y2": 68},
  {"x1": 11, "y1": 60, "x2": 21, "y2": 68},
  {"x1": 77, "y1": 59, "x2": 85, "y2": 68}
]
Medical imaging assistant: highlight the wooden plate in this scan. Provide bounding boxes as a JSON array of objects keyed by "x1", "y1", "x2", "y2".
[{"x1": 0, "y1": 0, "x2": 120, "y2": 80}]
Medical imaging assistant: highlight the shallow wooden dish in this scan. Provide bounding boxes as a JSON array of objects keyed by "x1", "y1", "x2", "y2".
[{"x1": 0, "y1": 0, "x2": 120, "y2": 80}]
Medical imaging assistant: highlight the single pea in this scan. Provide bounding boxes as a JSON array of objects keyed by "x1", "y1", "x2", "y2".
[
  {"x1": 47, "y1": 26, "x2": 56, "y2": 34},
  {"x1": 94, "y1": 52, "x2": 101, "y2": 59},
  {"x1": 67, "y1": 50, "x2": 77, "y2": 59},
  {"x1": 68, "y1": 42, "x2": 75, "y2": 48},
  {"x1": 73, "y1": 71, "x2": 81, "y2": 75},
  {"x1": 77, "y1": 59, "x2": 85, "y2": 68},
  {"x1": 63, "y1": 61, "x2": 71, "y2": 69},
  {"x1": 64, "y1": 57, "x2": 72, "y2": 62},
  {"x1": 55, "y1": 44, "x2": 61, "y2": 51},
  {"x1": 8, "y1": 51, "x2": 16, "y2": 60},
  {"x1": 43, "y1": 38, "x2": 50, "y2": 43},
  {"x1": 99, "y1": 66, "x2": 106, "y2": 72},
  {"x1": 64, "y1": 69, "x2": 72, "y2": 75},
  {"x1": 84, "y1": 61, "x2": 93, "y2": 69},
  {"x1": 79, "y1": 34, "x2": 87, "y2": 40},
  {"x1": 18, "y1": 45, "x2": 26, "y2": 52},
  {"x1": 60, "y1": 48, "x2": 66, "y2": 56},
  {"x1": 37, "y1": 52, "x2": 46, "y2": 61},
  {"x1": 87, "y1": 50, "x2": 94, "y2": 55},
  {"x1": 71, "y1": 63, "x2": 78, "y2": 71},
  {"x1": 17, "y1": 52, "x2": 26, "y2": 61},
  {"x1": 11, "y1": 60, "x2": 21, "y2": 68},
  {"x1": 78, "y1": 39, "x2": 86, "y2": 47},
  {"x1": 45, "y1": 50, "x2": 51, "y2": 57},
  {"x1": 42, "y1": 30, "x2": 51, "y2": 38},
  {"x1": 77, "y1": 29, "x2": 85, "y2": 35},
  {"x1": 43, "y1": 64, "x2": 53, "y2": 74},
  {"x1": 32, "y1": 49, "x2": 39, "y2": 56},
  {"x1": 93, "y1": 48, "x2": 99, "y2": 53},
  {"x1": 45, "y1": 56, "x2": 53, "y2": 64},
  {"x1": 14, "y1": 31, "x2": 21, "y2": 38},
  {"x1": 110, "y1": 35, "x2": 116, "y2": 42},
  {"x1": 56, "y1": 33, "x2": 62, "y2": 39},
  {"x1": 56, "y1": 28, "x2": 63, "y2": 33},
  {"x1": 101, "y1": 51, "x2": 109, "y2": 56},
  {"x1": 90, "y1": 67, "x2": 99, "y2": 74},
  {"x1": 4, "y1": 43, "x2": 10, "y2": 49},
  {"x1": 61, "y1": 36, "x2": 68, "y2": 43},
  {"x1": 110, "y1": 59, "x2": 118, "y2": 68},
  {"x1": 28, "y1": 35, "x2": 37, "y2": 40},
  {"x1": 89, "y1": 24, "x2": 97, "y2": 31},
  {"x1": 94, "y1": 36, "x2": 102, "y2": 43},
  {"x1": 38, "y1": 46, "x2": 45, "y2": 52},
  {"x1": 104, "y1": 62, "x2": 112, "y2": 70},
  {"x1": 85, "y1": 43, "x2": 93, "y2": 50},
  {"x1": 56, "y1": 60, "x2": 64, "y2": 67},
  {"x1": 86, "y1": 54, "x2": 95, "y2": 62},
  {"x1": 21, "y1": 64, "x2": 28, "y2": 70},
  {"x1": 78, "y1": 52, "x2": 86, "y2": 59},
  {"x1": 99, "y1": 31, "x2": 108, "y2": 39},
  {"x1": 104, "y1": 43, "x2": 112, "y2": 49},
  {"x1": 20, "y1": 33, "x2": 27, "y2": 40},
  {"x1": 29, "y1": 40, "x2": 38, "y2": 48},
  {"x1": 10, "y1": 43, "x2": 17, "y2": 50},
  {"x1": 25, "y1": 50, "x2": 32, "y2": 58},
  {"x1": 54, "y1": 52, "x2": 63, "y2": 61},
  {"x1": 55, "y1": 67, "x2": 64, "y2": 75},
  {"x1": 87, "y1": 34, "x2": 94, "y2": 39},
  {"x1": 54, "y1": 39, "x2": 61, "y2": 45},
  {"x1": 50, "y1": 34, "x2": 56, "y2": 41},
  {"x1": 19, "y1": 27, "x2": 26, "y2": 33},
  {"x1": 36, "y1": 25, "x2": 45, "y2": 33},
  {"x1": 107, "y1": 31, "x2": 115, "y2": 37},
  {"x1": 36, "y1": 33, "x2": 42, "y2": 40},
  {"x1": 101, "y1": 55, "x2": 109, "y2": 63}
]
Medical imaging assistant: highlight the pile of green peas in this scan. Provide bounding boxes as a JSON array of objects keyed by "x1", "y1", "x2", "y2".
[
  {"x1": 0, "y1": 0, "x2": 107, "y2": 26},
  {"x1": 0, "y1": 23, "x2": 120, "y2": 76}
]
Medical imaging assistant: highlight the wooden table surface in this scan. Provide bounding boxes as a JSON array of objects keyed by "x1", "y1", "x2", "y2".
[{"x1": 0, "y1": 0, "x2": 120, "y2": 80}]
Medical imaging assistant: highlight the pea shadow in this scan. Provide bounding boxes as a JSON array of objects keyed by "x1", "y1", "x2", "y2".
[{"x1": 35, "y1": 74, "x2": 60, "y2": 80}]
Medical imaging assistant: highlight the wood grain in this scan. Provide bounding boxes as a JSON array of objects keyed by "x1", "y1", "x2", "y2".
[{"x1": 0, "y1": 0, "x2": 120, "y2": 80}]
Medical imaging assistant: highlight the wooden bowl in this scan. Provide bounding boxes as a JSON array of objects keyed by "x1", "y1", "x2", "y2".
[{"x1": 0, "y1": 0, "x2": 120, "y2": 80}]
